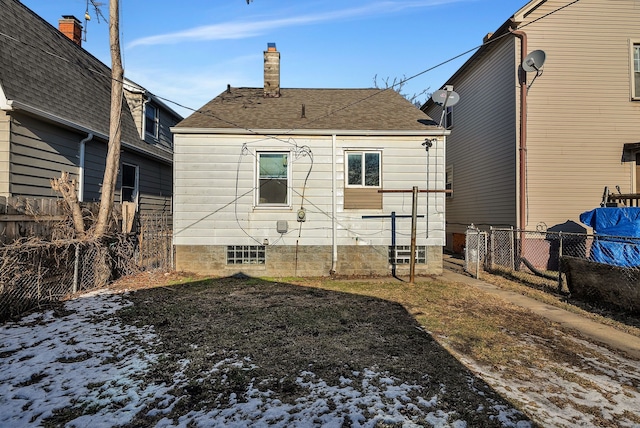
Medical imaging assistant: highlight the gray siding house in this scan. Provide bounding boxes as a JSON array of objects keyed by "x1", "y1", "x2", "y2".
[
  {"x1": 0, "y1": 0, "x2": 181, "y2": 217},
  {"x1": 423, "y1": 0, "x2": 640, "y2": 253},
  {"x1": 172, "y1": 44, "x2": 449, "y2": 277}
]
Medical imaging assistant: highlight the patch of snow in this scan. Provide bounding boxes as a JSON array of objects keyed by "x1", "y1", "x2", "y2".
[{"x1": 3, "y1": 290, "x2": 637, "y2": 427}]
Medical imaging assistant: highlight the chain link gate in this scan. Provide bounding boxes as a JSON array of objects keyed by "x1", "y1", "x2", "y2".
[{"x1": 465, "y1": 226, "x2": 487, "y2": 279}]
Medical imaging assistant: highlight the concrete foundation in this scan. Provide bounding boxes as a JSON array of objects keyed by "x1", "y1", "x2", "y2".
[{"x1": 175, "y1": 245, "x2": 443, "y2": 278}]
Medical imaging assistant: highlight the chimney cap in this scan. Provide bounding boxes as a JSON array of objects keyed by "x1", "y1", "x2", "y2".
[
  {"x1": 61, "y1": 15, "x2": 81, "y2": 22},
  {"x1": 267, "y1": 42, "x2": 277, "y2": 51}
]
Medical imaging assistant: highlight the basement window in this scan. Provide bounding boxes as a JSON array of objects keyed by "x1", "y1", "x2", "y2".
[
  {"x1": 227, "y1": 245, "x2": 266, "y2": 265},
  {"x1": 389, "y1": 245, "x2": 427, "y2": 264}
]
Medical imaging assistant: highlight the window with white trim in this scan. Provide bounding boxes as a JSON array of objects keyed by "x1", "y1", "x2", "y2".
[
  {"x1": 446, "y1": 165, "x2": 453, "y2": 198},
  {"x1": 631, "y1": 42, "x2": 640, "y2": 100},
  {"x1": 145, "y1": 103, "x2": 158, "y2": 139},
  {"x1": 346, "y1": 151, "x2": 381, "y2": 187},
  {"x1": 257, "y1": 152, "x2": 290, "y2": 206},
  {"x1": 121, "y1": 163, "x2": 139, "y2": 204}
]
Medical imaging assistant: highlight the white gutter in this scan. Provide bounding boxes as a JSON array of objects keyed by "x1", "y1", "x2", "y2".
[
  {"x1": 331, "y1": 134, "x2": 337, "y2": 275},
  {"x1": 171, "y1": 127, "x2": 451, "y2": 137},
  {"x1": 78, "y1": 133, "x2": 94, "y2": 202}
]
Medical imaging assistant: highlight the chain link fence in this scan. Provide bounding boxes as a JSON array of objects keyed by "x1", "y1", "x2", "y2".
[
  {"x1": 0, "y1": 239, "x2": 132, "y2": 321},
  {"x1": 465, "y1": 226, "x2": 640, "y2": 311},
  {"x1": 1, "y1": 213, "x2": 173, "y2": 322}
]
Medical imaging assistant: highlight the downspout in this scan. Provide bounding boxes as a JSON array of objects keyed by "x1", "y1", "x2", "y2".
[
  {"x1": 78, "y1": 133, "x2": 94, "y2": 202},
  {"x1": 331, "y1": 134, "x2": 337, "y2": 275},
  {"x1": 510, "y1": 26, "x2": 528, "y2": 232}
]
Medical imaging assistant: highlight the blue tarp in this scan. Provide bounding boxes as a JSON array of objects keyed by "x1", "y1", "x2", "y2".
[{"x1": 579, "y1": 207, "x2": 640, "y2": 267}]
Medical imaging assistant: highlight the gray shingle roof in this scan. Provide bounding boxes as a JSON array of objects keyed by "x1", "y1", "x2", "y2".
[
  {"x1": 177, "y1": 87, "x2": 438, "y2": 132},
  {"x1": 0, "y1": 0, "x2": 170, "y2": 161}
]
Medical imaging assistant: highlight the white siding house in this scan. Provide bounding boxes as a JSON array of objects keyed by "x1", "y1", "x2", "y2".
[{"x1": 172, "y1": 45, "x2": 449, "y2": 277}]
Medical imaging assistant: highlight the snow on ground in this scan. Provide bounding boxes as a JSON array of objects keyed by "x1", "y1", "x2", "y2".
[{"x1": 0, "y1": 289, "x2": 638, "y2": 427}]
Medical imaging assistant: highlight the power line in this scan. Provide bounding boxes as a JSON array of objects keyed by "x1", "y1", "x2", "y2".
[{"x1": 1, "y1": 0, "x2": 581, "y2": 140}]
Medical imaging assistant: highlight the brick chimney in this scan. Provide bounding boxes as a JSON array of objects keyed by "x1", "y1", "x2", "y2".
[
  {"x1": 59, "y1": 15, "x2": 82, "y2": 46},
  {"x1": 264, "y1": 43, "x2": 280, "y2": 98}
]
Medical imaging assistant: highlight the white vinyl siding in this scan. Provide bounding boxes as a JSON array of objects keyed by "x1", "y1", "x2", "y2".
[
  {"x1": 173, "y1": 134, "x2": 446, "y2": 247},
  {"x1": 0, "y1": 112, "x2": 11, "y2": 197}
]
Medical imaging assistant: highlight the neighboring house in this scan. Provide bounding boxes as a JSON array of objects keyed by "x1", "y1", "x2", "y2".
[
  {"x1": 0, "y1": 0, "x2": 181, "y2": 218},
  {"x1": 423, "y1": 0, "x2": 640, "y2": 254},
  {"x1": 172, "y1": 44, "x2": 449, "y2": 277}
]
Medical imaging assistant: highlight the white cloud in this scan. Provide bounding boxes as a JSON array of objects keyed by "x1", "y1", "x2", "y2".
[{"x1": 127, "y1": 1, "x2": 463, "y2": 48}]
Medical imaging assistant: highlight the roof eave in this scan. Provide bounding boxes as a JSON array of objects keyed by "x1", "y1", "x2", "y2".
[
  {"x1": 9, "y1": 100, "x2": 173, "y2": 164},
  {"x1": 422, "y1": 15, "x2": 523, "y2": 110},
  {"x1": 170, "y1": 127, "x2": 450, "y2": 137}
]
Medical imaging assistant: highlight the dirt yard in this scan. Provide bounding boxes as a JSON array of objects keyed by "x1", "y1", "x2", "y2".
[{"x1": 1, "y1": 271, "x2": 639, "y2": 427}]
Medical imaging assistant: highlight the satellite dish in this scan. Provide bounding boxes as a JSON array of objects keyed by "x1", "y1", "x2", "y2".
[
  {"x1": 522, "y1": 50, "x2": 546, "y2": 73},
  {"x1": 431, "y1": 89, "x2": 460, "y2": 107}
]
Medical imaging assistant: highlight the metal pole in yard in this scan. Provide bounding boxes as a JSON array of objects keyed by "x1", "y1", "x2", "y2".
[
  {"x1": 483, "y1": 231, "x2": 488, "y2": 272},
  {"x1": 73, "y1": 242, "x2": 79, "y2": 294},
  {"x1": 558, "y1": 232, "x2": 563, "y2": 292},
  {"x1": 489, "y1": 227, "x2": 494, "y2": 271},
  {"x1": 510, "y1": 226, "x2": 515, "y2": 271},
  {"x1": 475, "y1": 230, "x2": 480, "y2": 279},
  {"x1": 410, "y1": 186, "x2": 418, "y2": 284}
]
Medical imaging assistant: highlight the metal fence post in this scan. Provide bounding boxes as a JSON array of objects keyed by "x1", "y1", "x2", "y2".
[
  {"x1": 489, "y1": 227, "x2": 494, "y2": 271},
  {"x1": 475, "y1": 230, "x2": 480, "y2": 279},
  {"x1": 558, "y1": 232, "x2": 563, "y2": 292},
  {"x1": 73, "y1": 242, "x2": 79, "y2": 294},
  {"x1": 510, "y1": 226, "x2": 515, "y2": 271}
]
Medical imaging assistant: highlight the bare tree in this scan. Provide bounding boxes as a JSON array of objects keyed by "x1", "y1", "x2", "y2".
[
  {"x1": 373, "y1": 74, "x2": 430, "y2": 108},
  {"x1": 51, "y1": 0, "x2": 122, "y2": 239},
  {"x1": 50, "y1": 172, "x2": 86, "y2": 237}
]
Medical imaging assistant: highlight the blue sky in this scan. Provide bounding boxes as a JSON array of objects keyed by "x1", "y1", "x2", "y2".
[{"x1": 22, "y1": 0, "x2": 522, "y2": 118}]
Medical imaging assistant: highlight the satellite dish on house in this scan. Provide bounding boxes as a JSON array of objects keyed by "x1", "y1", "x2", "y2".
[
  {"x1": 431, "y1": 89, "x2": 460, "y2": 107},
  {"x1": 522, "y1": 50, "x2": 546, "y2": 73},
  {"x1": 431, "y1": 87, "x2": 460, "y2": 128}
]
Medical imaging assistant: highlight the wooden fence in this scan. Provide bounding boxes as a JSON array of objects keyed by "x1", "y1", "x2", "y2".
[{"x1": 0, "y1": 196, "x2": 71, "y2": 244}]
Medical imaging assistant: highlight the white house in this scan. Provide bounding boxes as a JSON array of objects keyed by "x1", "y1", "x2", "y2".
[{"x1": 171, "y1": 44, "x2": 449, "y2": 277}]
